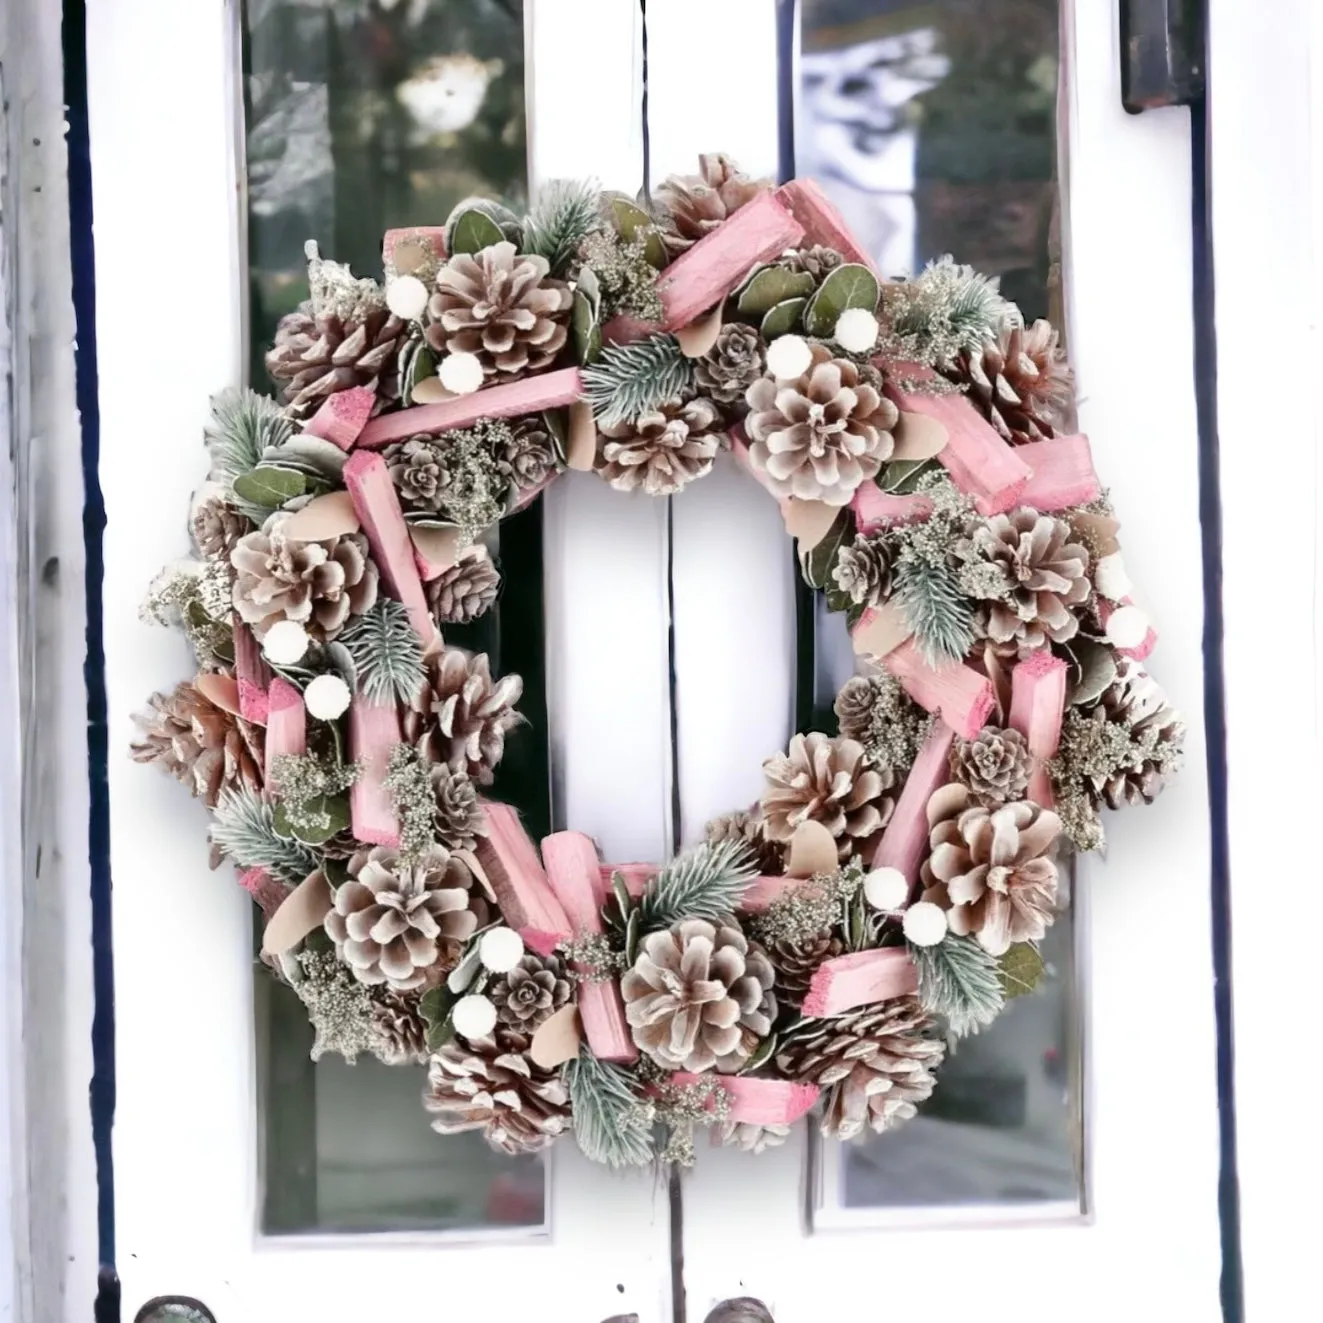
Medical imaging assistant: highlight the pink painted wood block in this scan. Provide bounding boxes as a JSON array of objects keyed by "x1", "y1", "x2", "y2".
[
  {"x1": 343, "y1": 450, "x2": 438, "y2": 652},
  {"x1": 774, "y1": 179, "x2": 879, "y2": 273},
  {"x1": 1098, "y1": 598, "x2": 1158, "y2": 660},
  {"x1": 238, "y1": 867, "x2": 288, "y2": 920},
  {"x1": 598, "y1": 863, "x2": 656, "y2": 904},
  {"x1": 383, "y1": 225, "x2": 446, "y2": 274},
  {"x1": 357, "y1": 367, "x2": 584, "y2": 449},
  {"x1": 889, "y1": 382, "x2": 1031, "y2": 516},
  {"x1": 601, "y1": 314, "x2": 660, "y2": 346},
  {"x1": 670, "y1": 1073, "x2": 820, "y2": 1127},
  {"x1": 264, "y1": 677, "x2": 307, "y2": 784},
  {"x1": 657, "y1": 192, "x2": 805, "y2": 331},
  {"x1": 802, "y1": 948, "x2": 920, "y2": 1018},
  {"x1": 884, "y1": 640, "x2": 996, "y2": 739},
  {"x1": 851, "y1": 482, "x2": 934, "y2": 533},
  {"x1": 738, "y1": 875, "x2": 805, "y2": 914},
  {"x1": 348, "y1": 694, "x2": 401, "y2": 848},
  {"x1": 476, "y1": 802, "x2": 573, "y2": 956},
  {"x1": 871, "y1": 722, "x2": 956, "y2": 885},
  {"x1": 1017, "y1": 434, "x2": 1100, "y2": 511},
  {"x1": 303, "y1": 387, "x2": 376, "y2": 452},
  {"x1": 1009, "y1": 652, "x2": 1067, "y2": 807},
  {"x1": 232, "y1": 618, "x2": 271, "y2": 726},
  {"x1": 541, "y1": 832, "x2": 637, "y2": 1064}
]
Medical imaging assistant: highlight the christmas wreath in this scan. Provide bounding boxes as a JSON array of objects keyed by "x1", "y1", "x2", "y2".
[{"x1": 133, "y1": 154, "x2": 1183, "y2": 1167}]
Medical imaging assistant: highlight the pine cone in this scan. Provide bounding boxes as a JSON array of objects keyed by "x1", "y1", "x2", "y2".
[
  {"x1": 490, "y1": 953, "x2": 572, "y2": 1031},
  {"x1": 596, "y1": 397, "x2": 725, "y2": 496},
  {"x1": 266, "y1": 304, "x2": 405, "y2": 418},
  {"x1": 426, "y1": 544, "x2": 501, "y2": 625},
  {"x1": 230, "y1": 512, "x2": 378, "y2": 640},
  {"x1": 621, "y1": 919, "x2": 776, "y2": 1073},
  {"x1": 1092, "y1": 660, "x2": 1185, "y2": 809},
  {"x1": 966, "y1": 508, "x2": 1090, "y2": 652},
  {"x1": 941, "y1": 320, "x2": 1074, "y2": 445},
  {"x1": 745, "y1": 344, "x2": 897, "y2": 506},
  {"x1": 496, "y1": 418, "x2": 559, "y2": 493},
  {"x1": 919, "y1": 784, "x2": 1061, "y2": 956},
  {"x1": 654, "y1": 153, "x2": 772, "y2": 257},
  {"x1": 694, "y1": 324, "x2": 765, "y2": 406},
  {"x1": 131, "y1": 679, "x2": 264, "y2": 808},
  {"x1": 324, "y1": 846, "x2": 489, "y2": 990},
  {"x1": 761, "y1": 732, "x2": 895, "y2": 862},
  {"x1": 425, "y1": 242, "x2": 572, "y2": 384},
  {"x1": 403, "y1": 648, "x2": 523, "y2": 785},
  {"x1": 705, "y1": 809, "x2": 785, "y2": 874},
  {"x1": 777, "y1": 996, "x2": 944, "y2": 1140},
  {"x1": 766, "y1": 929, "x2": 844, "y2": 1007},
  {"x1": 387, "y1": 436, "x2": 451, "y2": 514},
  {"x1": 370, "y1": 989, "x2": 428, "y2": 1064},
  {"x1": 831, "y1": 535, "x2": 893, "y2": 607},
  {"x1": 428, "y1": 762, "x2": 486, "y2": 851},
  {"x1": 191, "y1": 492, "x2": 250, "y2": 560},
  {"x1": 833, "y1": 676, "x2": 878, "y2": 743},
  {"x1": 715, "y1": 1119, "x2": 791, "y2": 1154},
  {"x1": 424, "y1": 1038, "x2": 571, "y2": 1156},
  {"x1": 949, "y1": 726, "x2": 1032, "y2": 807},
  {"x1": 781, "y1": 245, "x2": 843, "y2": 281}
]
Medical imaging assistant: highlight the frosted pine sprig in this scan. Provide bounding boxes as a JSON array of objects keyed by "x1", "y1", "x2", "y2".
[
  {"x1": 211, "y1": 787, "x2": 319, "y2": 885},
  {"x1": 338, "y1": 598, "x2": 426, "y2": 705},
  {"x1": 524, "y1": 177, "x2": 603, "y2": 276},
  {"x1": 563, "y1": 1051, "x2": 655, "y2": 1169},
  {"x1": 910, "y1": 934, "x2": 1005, "y2": 1038},
  {"x1": 205, "y1": 386, "x2": 293, "y2": 488},
  {"x1": 884, "y1": 255, "x2": 1019, "y2": 368},
  {"x1": 581, "y1": 333, "x2": 693, "y2": 428},
  {"x1": 894, "y1": 549, "x2": 975, "y2": 665},
  {"x1": 637, "y1": 838, "x2": 758, "y2": 931}
]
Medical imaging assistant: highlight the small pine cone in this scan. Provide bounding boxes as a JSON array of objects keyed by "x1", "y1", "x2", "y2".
[
  {"x1": 776, "y1": 996, "x2": 945, "y2": 1140},
  {"x1": 833, "y1": 676, "x2": 877, "y2": 743},
  {"x1": 705, "y1": 809, "x2": 785, "y2": 874},
  {"x1": 424, "y1": 1038, "x2": 571, "y2": 1156},
  {"x1": 780, "y1": 245, "x2": 843, "y2": 282},
  {"x1": 831, "y1": 535, "x2": 893, "y2": 607},
  {"x1": 490, "y1": 953, "x2": 572, "y2": 1031},
  {"x1": 693, "y1": 324, "x2": 765, "y2": 406},
  {"x1": 496, "y1": 419, "x2": 559, "y2": 492},
  {"x1": 653, "y1": 153, "x2": 772, "y2": 257},
  {"x1": 1092, "y1": 659, "x2": 1185, "y2": 809},
  {"x1": 191, "y1": 492, "x2": 250, "y2": 560},
  {"x1": 426, "y1": 544, "x2": 501, "y2": 625},
  {"x1": 403, "y1": 647, "x2": 524, "y2": 785},
  {"x1": 761, "y1": 732, "x2": 896, "y2": 862},
  {"x1": 370, "y1": 990, "x2": 428, "y2": 1064},
  {"x1": 428, "y1": 762, "x2": 486, "y2": 851},
  {"x1": 386, "y1": 435, "x2": 451, "y2": 514},
  {"x1": 949, "y1": 726, "x2": 1032, "y2": 807},
  {"x1": 715, "y1": 1119, "x2": 792, "y2": 1155},
  {"x1": 265, "y1": 304, "x2": 405, "y2": 418},
  {"x1": 940, "y1": 319, "x2": 1074, "y2": 445},
  {"x1": 596, "y1": 397, "x2": 725, "y2": 496},
  {"x1": 766, "y1": 929, "x2": 844, "y2": 1007}
]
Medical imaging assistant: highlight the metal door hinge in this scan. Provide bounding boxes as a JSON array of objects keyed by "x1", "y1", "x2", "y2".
[{"x1": 1120, "y1": 0, "x2": 1206, "y2": 112}]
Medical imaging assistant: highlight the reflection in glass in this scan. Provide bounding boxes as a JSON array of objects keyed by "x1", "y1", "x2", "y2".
[{"x1": 244, "y1": 0, "x2": 545, "y2": 1236}]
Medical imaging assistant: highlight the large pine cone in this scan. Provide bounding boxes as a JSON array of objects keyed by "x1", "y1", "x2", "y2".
[
  {"x1": 966, "y1": 508, "x2": 1090, "y2": 653},
  {"x1": 621, "y1": 919, "x2": 776, "y2": 1073},
  {"x1": 654, "y1": 153, "x2": 772, "y2": 257},
  {"x1": 949, "y1": 726, "x2": 1032, "y2": 807},
  {"x1": 761, "y1": 732, "x2": 895, "y2": 862},
  {"x1": 426, "y1": 544, "x2": 501, "y2": 626},
  {"x1": 403, "y1": 648, "x2": 523, "y2": 785},
  {"x1": 705, "y1": 808, "x2": 785, "y2": 874},
  {"x1": 777, "y1": 996, "x2": 945, "y2": 1140},
  {"x1": 596, "y1": 397, "x2": 725, "y2": 496},
  {"x1": 941, "y1": 319, "x2": 1074, "y2": 445},
  {"x1": 230, "y1": 512, "x2": 378, "y2": 640},
  {"x1": 428, "y1": 762, "x2": 486, "y2": 851},
  {"x1": 490, "y1": 953, "x2": 572, "y2": 1031},
  {"x1": 694, "y1": 324, "x2": 765, "y2": 406},
  {"x1": 324, "y1": 846, "x2": 489, "y2": 990},
  {"x1": 131, "y1": 679, "x2": 264, "y2": 808},
  {"x1": 370, "y1": 989, "x2": 428, "y2": 1064},
  {"x1": 425, "y1": 242, "x2": 572, "y2": 384},
  {"x1": 424, "y1": 1038, "x2": 571, "y2": 1156},
  {"x1": 745, "y1": 344, "x2": 897, "y2": 506},
  {"x1": 766, "y1": 929, "x2": 844, "y2": 1007},
  {"x1": 1091, "y1": 660, "x2": 1185, "y2": 809},
  {"x1": 920, "y1": 784, "x2": 1062, "y2": 956},
  {"x1": 265, "y1": 305, "x2": 405, "y2": 418},
  {"x1": 832, "y1": 535, "x2": 893, "y2": 607}
]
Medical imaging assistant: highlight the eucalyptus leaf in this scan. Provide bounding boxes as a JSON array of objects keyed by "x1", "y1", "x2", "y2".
[
  {"x1": 448, "y1": 207, "x2": 506, "y2": 255},
  {"x1": 446, "y1": 941, "x2": 485, "y2": 994},
  {"x1": 573, "y1": 287, "x2": 603, "y2": 365},
  {"x1": 739, "y1": 1031, "x2": 779, "y2": 1076},
  {"x1": 760, "y1": 296, "x2": 808, "y2": 338},
  {"x1": 576, "y1": 264, "x2": 602, "y2": 313},
  {"x1": 402, "y1": 340, "x2": 436, "y2": 405},
  {"x1": 736, "y1": 265, "x2": 815, "y2": 317},
  {"x1": 421, "y1": 983, "x2": 459, "y2": 1050},
  {"x1": 605, "y1": 194, "x2": 667, "y2": 267},
  {"x1": 266, "y1": 434, "x2": 348, "y2": 482},
  {"x1": 801, "y1": 507, "x2": 854, "y2": 590},
  {"x1": 611, "y1": 870, "x2": 635, "y2": 922},
  {"x1": 803, "y1": 263, "x2": 881, "y2": 338},
  {"x1": 624, "y1": 907, "x2": 641, "y2": 966},
  {"x1": 272, "y1": 794, "x2": 350, "y2": 846},
  {"x1": 232, "y1": 465, "x2": 306, "y2": 509},
  {"x1": 880, "y1": 457, "x2": 941, "y2": 494},
  {"x1": 543, "y1": 408, "x2": 570, "y2": 464},
  {"x1": 998, "y1": 943, "x2": 1046, "y2": 999},
  {"x1": 1067, "y1": 636, "x2": 1120, "y2": 707},
  {"x1": 824, "y1": 583, "x2": 854, "y2": 615}
]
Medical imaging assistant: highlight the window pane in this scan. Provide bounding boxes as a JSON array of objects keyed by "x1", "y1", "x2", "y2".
[{"x1": 243, "y1": 0, "x2": 545, "y2": 1237}]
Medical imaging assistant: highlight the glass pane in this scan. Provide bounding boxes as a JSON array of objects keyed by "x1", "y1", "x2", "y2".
[{"x1": 243, "y1": 0, "x2": 546, "y2": 1236}]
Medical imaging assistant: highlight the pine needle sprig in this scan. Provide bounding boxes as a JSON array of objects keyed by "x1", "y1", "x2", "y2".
[
  {"x1": 563, "y1": 1051, "x2": 656, "y2": 1169},
  {"x1": 637, "y1": 838, "x2": 758, "y2": 931},
  {"x1": 205, "y1": 387, "x2": 293, "y2": 488},
  {"x1": 338, "y1": 598, "x2": 426, "y2": 705},
  {"x1": 211, "y1": 787, "x2": 319, "y2": 885},
  {"x1": 883, "y1": 255, "x2": 1019, "y2": 368},
  {"x1": 910, "y1": 934, "x2": 1005, "y2": 1038},
  {"x1": 524, "y1": 177, "x2": 603, "y2": 276},
  {"x1": 894, "y1": 548, "x2": 975, "y2": 665},
  {"x1": 581, "y1": 334, "x2": 693, "y2": 428}
]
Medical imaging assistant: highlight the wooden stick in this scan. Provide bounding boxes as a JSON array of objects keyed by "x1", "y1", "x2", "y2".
[
  {"x1": 870, "y1": 722, "x2": 956, "y2": 885},
  {"x1": 232, "y1": 617, "x2": 270, "y2": 726},
  {"x1": 851, "y1": 483, "x2": 934, "y2": 533},
  {"x1": 774, "y1": 179, "x2": 879, "y2": 272},
  {"x1": 599, "y1": 862, "x2": 656, "y2": 903},
  {"x1": 737, "y1": 875, "x2": 806, "y2": 914},
  {"x1": 1017, "y1": 434, "x2": 1101, "y2": 511},
  {"x1": 801, "y1": 948, "x2": 919, "y2": 1018},
  {"x1": 669, "y1": 1073, "x2": 820, "y2": 1126},
  {"x1": 302, "y1": 386, "x2": 375, "y2": 452},
  {"x1": 348, "y1": 694, "x2": 401, "y2": 848},
  {"x1": 601, "y1": 314, "x2": 660, "y2": 346},
  {"x1": 237, "y1": 866, "x2": 287, "y2": 920},
  {"x1": 475, "y1": 802, "x2": 572, "y2": 957},
  {"x1": 264, "y1": 677, "x2": 307, "y2": 785},
  {"x1": 851, "y1": 601, "x2": 913, "y2": 660},
  {"x1": 1009, "y1": 652, "x2": 1068, "y2": 808},
  {"x1": 884, "y1": 640, "x2": 996, "y2": 739}
]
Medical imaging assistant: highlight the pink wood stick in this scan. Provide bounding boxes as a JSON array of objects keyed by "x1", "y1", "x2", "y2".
[
  {"x1": 774, "y1": 179, "x2": 879, "y2": 273},
  {"x1": 264, "y1": 677, "x2": 307, "y2": 785},
  {"x1": 670, "y1": 1073, "x2": 821, "y2": 1127},
  {"x1": 302, "y1": 387, "x2": 375, "y2": 452},
  {"x1": 1017, "y1": 434, "x2": 1100, "y2": 511},
  {"x1": 475, "y1": 802, "x2": 572, "y2": 957},
  {"x1": 1009, "y1": 652, "x2": 1068, "y2": 808},
  {"x1": 599, "y1": 863, "x2": 656, "y2": 903},
  {"x1": 851, "y1": 482, "x2": 934, "y2": 533},
  {"x1": 237, "y1": 867, "x2": 288, "y2": 920},
  {"x1": 870, "y1": 721, "x2": 956, "y2": 885},
  {"x1": 737, "y1": 875, "x2": 806, "y2": 914},
  {"x1": 232, "y1": 617, "x2": 271, "y2": 726},
  {"x1": 801, "y1": 948, "x2": 920, "y2": 1018},
  {"x1": 884, "y1": 639, "x2": 996, "y2": 740},
  {"x1": 348, "y1": 694, "x2": 401, "y2": 848}
]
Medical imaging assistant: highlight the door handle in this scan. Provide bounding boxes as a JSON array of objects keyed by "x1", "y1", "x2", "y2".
[
  {"x1": 1120, "y1": 0, "x2": 1206, "y2": 112},
  {"x1": 134, "y1": 1299, "x2": 216, "y2": 1323}
]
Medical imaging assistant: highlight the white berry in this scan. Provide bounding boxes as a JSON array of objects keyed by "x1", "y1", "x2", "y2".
[
  {"x1": 1095, "y1": 552, "x2": 1132, "y2": 602},
  {"x1": 833, "y1": 307, "x2": 880, "y2": 354},
  {"x1": 902, "y1": 901, "x2": 949, "y2": 947},
  {"x1": 385, "y1": 274, "x2": 429, "y2": 321},
  {"x1": 438, "y1": 350, "x2": 485, "y2": 395},
  {"x1": 863, "y1": 867, "x2": 909, "y2": 911},
  {"x1": 451, "y1": 993, "x2": 498, "y2": 1041},
  {"x1": 765, "y1": 334, "x2": 813, "y2": 381},
  {"x1": 303, "y1": 673, "x2": 352, "y2": 721},
  {"x1": 262, "y1": 619, "x2": 310, "y2": 666},
  {"x1": 1105, "y1": 603, "x2": 1151, "y2": 650},
  {"x1": 478, "y1": 926, "x2": 525, "y2": 974}
]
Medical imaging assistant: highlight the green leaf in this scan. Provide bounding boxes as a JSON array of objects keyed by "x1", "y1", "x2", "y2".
[
  {"x1": 824, "y1": 583, "x2": 854, "y2": 615},
  {"x1": 760, "y1": 297, "x2": 808, "y2": 338},
  {"x1": 420, "y1": 984, "x2": 459, "y2": 1051},
  {"x1": 543, "y1": 408, "x2": 569, "y2": 464},
  {"x1": 624, "y1": 908, "x2": 641, "y2": 966},
  {"x1": 605, "y1": 194, "x2": 667, "y2": 267},
  {"x1": 271, "y1": 794, "x2": 350, "y2": 846},
  {"x1": 999, "y1": 942, "x2": 1046, "y2": 999},
  {"x1": 448, "y1": 208, "x2": 505, "y2": 255},
  {"x1": 573, "y1": 287, "x2": 603, "y2": 364},
  {"x1": 800, "y1": 507, "x2": 854, "y2": 590},
  {"x1": 231, "y1": 465, "x2": 306, "y2": 509},
  {"x1": 739, "y1": 1031, "x2": 779, "y2": 1076},
  {"x1": 1067, "y1": 637, "x2": 1120, "y2": 707},
  {"x1": 803, "y1": 263, "x2": 881, "y2": 338},
  {"x1": 611, "y1": 870, "x2": 635, "y2": 923},
  {"x1": 736, "y1": 265, "x2": 815, "y2": 317},
  {"x1": 879, "y1": 458, "x2": 939, "y2": 494},
  {"x1": 402, "y1": 340, "x2": 436, "y2": 405},
  {"x1": 264, "y1": 434, "x2": 346, "y2": 483}
]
